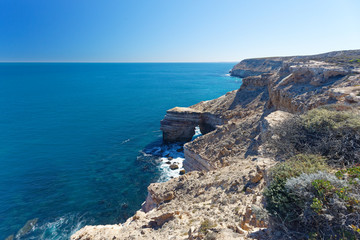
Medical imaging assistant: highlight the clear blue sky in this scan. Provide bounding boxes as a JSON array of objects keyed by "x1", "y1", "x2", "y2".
[{"x1": 0, "y1": 0, "x2": 359, "y2": 62}]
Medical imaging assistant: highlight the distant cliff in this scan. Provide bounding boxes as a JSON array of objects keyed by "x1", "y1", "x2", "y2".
[
  {"x1": 230, "y1": 49, "x2": 360, "y2": 78},
  {"x1": 72, "y1": 50, "x2": 360, "y2": 240}
]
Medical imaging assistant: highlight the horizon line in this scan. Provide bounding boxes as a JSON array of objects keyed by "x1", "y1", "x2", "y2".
[{"x1": 0, "y1": 60, "x2": 239, "y2": 63}]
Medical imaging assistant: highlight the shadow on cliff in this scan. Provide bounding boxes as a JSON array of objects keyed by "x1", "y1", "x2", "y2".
[
  {"x1": 228, "y1": 87, "x2": 269, "y2": 110},
  {"x1": 242, "y1": 107, "x2": 275, "y2": 159}
]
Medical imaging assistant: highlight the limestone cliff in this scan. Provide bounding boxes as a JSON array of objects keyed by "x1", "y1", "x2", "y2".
[
  {"x1": 71, "y1": 50, "x2": 360, "y2": 240},
  {"x1": 167, "y1": 51, "x2": 360, "y2": 173}
]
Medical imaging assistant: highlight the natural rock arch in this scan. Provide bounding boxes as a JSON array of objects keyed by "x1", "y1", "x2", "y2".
[{"x1": 160, "y1": 107, "x2": 219, "y2": 143}]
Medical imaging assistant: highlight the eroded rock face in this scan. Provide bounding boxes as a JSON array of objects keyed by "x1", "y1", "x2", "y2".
[
  {"x1": 72, "y1": 49, "x2": 360, "y2": 240},
  {"x1": 71, "y1": 158, "x2": 274, "y2": 240},
  {"x1": 160, "y1": 50, "x2": 360, "y2": 209},
  {"x1": 230, "y1": 58, "x2": 285, "y2": 78},
  {"x1": 183, "y1": 145, "x2": 215, "y2": 172},
  {"x1": 160, "y1": 107, "x2": 225, "y2": 143},
  {"x1": 160, "y1": 107, "x2": 202, "y2": 143},
  {"x1": 71, "y1": 225, "x2": 123, "y2": 240}
]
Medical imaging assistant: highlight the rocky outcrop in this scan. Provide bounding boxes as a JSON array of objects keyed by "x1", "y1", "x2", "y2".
[
  {"x1": 160, "y1": 107, "x2": 226, "y2": 143},
  {"x1": 71, "y1": 225, "x2": 123, "y2": 240},
  {"x1": 230, "y1": 49, "x2": 360, "y2": 78},
  {"x1": 183, "y1": 146, "x2": 215, "y2": 172},
  {"x1": 160, "y1": 107, "x2": 202, "y2": 143},
  {"x1": 72, "y1": 49, "x2": 360, "y2": 240},
  {"x1": 230, "y1": 58, "x2": 286, "y2": 78},
  {"x1": 179, "y1": 53, "x2": 360, "y2": 174},
  {"x1": 72, "y1": 157, "x2": 274, "y2": 240},
  {"x1": 329, "y1": 84, "x2": 360, "y2": 103},
  {"x1": 267, "y1": 60, "x2": 360, "y2": 113}
]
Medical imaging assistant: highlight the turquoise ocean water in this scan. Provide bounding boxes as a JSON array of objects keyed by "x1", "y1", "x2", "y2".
[{"x1": 0, "y1": 63, "x2": 241, "y2": 239}]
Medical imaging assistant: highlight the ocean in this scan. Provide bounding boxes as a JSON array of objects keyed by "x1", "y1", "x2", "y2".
[{"x1": 0, "y1": 63, "x2": 241, "y2": 239}]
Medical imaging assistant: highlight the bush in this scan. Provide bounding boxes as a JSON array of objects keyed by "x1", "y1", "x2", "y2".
[
  {"x1": 264, "y1": 105, "x2": 360, "y2": 238},
  {"x1": 284, "y1": 170, "x2": 360, "y2": 239},
  {"x1": 265, "y1": 162, "x2": 360, "y2": 239},
  {"x1": 199, "y1": 219, "x2": 217, "y2": 235},
  {"x1": 264, "y1": 154, "x2": 329, "y2": 229},
  {"x1": 267, "y1": 106, "x2": 360, "y2": 167}
]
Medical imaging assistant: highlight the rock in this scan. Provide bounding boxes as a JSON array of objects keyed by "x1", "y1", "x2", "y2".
[
  {"x1": 249, "y1": 172, "x2": 263, "y2": 184},
  {"x1": 160, "y1": 107, "x2": 222, "y2": 143},
  {"x1": 179, "y1": 169, "x2": 186, "y2": 175},
  {"x1": 230, "y1": 58, "x2": 284, "y2": 78},
  {"x1": 141, "y1": 192, "x2": 157, "y2": 212},
  {"x1": 5, "y1": 235, "x2": 14, "y2": 240},
  {"x1": 329, "y1": 85, "x2": 360, "y2": 102},
  {"x1": 71, "y1": 225, "x2": 123, "y2": 240},
  {"x1": 183, "y1": 145, "x2": 215, "y2": 172},
  {"x1": 72, "y1": 49, "x2": 360, "y2": 240},
  {"x1": 176, "y1": 147, "x2": 183, "y2": 152},
  {"x1": 168, "y1": 156, "x2": 173, "y2": 160},
  {"x1": 16, "y1": 218, "x2": 38, "y2": 238},
  {"x1": 227, "y1": 224, "x2": 244, "y2": 234},
  {"x1": 149, "y1": 212, "x2": 175, "y2": 227},
  {"x1": 165, "y1": 161, "x2": 171, "y2": 164},
  {"x1": 148, "y1": 183, "x2": 175, "y2": 205},
  {"x1": 345, "y1": 92, "x2": 360, "y2": 103},
  {"x1": 169, "y1": 164, "x2": 178, "y2": 170},
  {"x1": 160, "y1": 107, "x2": 202, "y2": 143}
]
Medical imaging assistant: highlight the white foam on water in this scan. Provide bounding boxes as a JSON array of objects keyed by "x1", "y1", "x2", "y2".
[
  {"x1": 121, "y1": 138, "x2": 131, "y2": 144},
  {"x1": 157, "y1": 155, "x2": 185, "y2": 182},
  {"x1": 191, "y1": 126, "x2": 202, "y2": 141},
  {"x1": 144, "y1": 127, "x2": 203, "y2": 182},
  {"x1": 26, "y1": 214, "x2": 87, "y2": 240},
  {"x1": 155, "y1": 143, "x2": 185, "y2": 182}
]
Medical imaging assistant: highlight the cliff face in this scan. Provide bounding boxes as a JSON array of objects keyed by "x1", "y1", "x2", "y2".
[
  {"x1": 160, "y1": 107, "x2": 202, "y2": 143},
  {"x1": 71, "y1": 50, "x2": 360, "y2": 240},
  {"x1": 160, "y1": 107, "x2": 222, "y2": 143},
  {"x1": 230, "y1": 58, "x2": 286, "y2": 78},
  {"x1": 163, "y1": 51, "x2": 360, "y2": 173},
  {"x1": 230, "y1": 49, "x2": 360, "y2": 78},
  {"x1": 72, "y1": 158, "x2": 272, "y2": 240}
]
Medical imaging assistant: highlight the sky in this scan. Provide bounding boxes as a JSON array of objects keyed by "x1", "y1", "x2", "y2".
[{"x1": 0, "y1": 0, "x2": 359, "y2": 62}]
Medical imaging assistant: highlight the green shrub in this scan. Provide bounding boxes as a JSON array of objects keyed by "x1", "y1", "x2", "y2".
[
  {"x1": 301, "y1": 108, "x2": 360, "y2": 132},
  {"x1": 349, "y1": 58, "x2": 360, "y2": 63},
  {"x1": 199, "y1": 219, "x2": 217, "y2": 234},
  {"x1": 264, "y1": 154, "x2": 329, "y2": 227},
  {"x1": 265, "y1": 162, "x2": 360, "y2": 239},
  {"x1": 269, "y1": 154, "x2": 329, "y2": 181},
  {"x1": 267, "y1": 106, "x2": 360, "y2": 167},
  {"x1": 264, "y1": 105, "x2": 360, "y2": 238},
  {"x1": 284, "y1": 170, "x2": 360, "y2": 239}
]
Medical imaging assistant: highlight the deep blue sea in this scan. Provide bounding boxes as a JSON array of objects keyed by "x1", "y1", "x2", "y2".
[{"x1": 0, "y1": 63, "x2": 240, "y2": 239}]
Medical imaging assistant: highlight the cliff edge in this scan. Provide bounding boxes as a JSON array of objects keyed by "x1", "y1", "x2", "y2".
[{"x1": 71, "y1": 50, "x2": 360, "y2": 240}]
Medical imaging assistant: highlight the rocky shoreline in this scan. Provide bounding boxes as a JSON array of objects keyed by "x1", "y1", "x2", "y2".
[{"x1": 71, "y1": 50, "x2": 360, "y2": 240}]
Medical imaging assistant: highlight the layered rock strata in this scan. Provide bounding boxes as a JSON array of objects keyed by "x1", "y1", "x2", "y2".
[
  {"x1": 72, "y1": 157, "x2": 274, "y2": 240},
  {"x1": 72, "y1": 50, "x2": 360, "y2": 240},
  {"x1": 160, "y1": 107, "x2": 224, "y2": 143},
  {"x1": 160, "y1": 107, "x2": 202, "y2": 143}
]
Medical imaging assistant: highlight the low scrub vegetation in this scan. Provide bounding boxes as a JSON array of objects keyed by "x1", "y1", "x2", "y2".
[
  {"x1": 349, "y1": 58, "x2": 360, "y2": 63},
  {"x1": 264, "y1": 105, "x2": 360, "y2": 239},
  {"x1": 264, "y1": 154, "x2": 330, "y2": 235},
  {"x1": 265, "y1": 160, "x2": 360, "y2": 239},
  {"x1": 199, "y1": 219, "x2": 217, "y2": 235},
  {"x1": 267, "y1": 105, "x2": 360, "y2": 167}
]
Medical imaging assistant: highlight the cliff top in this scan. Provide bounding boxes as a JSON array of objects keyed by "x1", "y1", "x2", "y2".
[
  {"x1": 236, "y1": 49, "x2": 360, "y2": 62},
  {"x1": 72, "y1": 50, "x2": 360, "y2": 240},
  {"x1": 231, "y1": 49, "x2": 360, "y2": 78}
]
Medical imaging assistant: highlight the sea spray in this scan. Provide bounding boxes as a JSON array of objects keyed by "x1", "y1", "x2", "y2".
[{"x1": 143, "y1": 126, "x2": 202, "y2": 182}]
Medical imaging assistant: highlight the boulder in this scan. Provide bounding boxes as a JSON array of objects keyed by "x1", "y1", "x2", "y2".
[{"x1": 169, "y1": 164, "x2": 179, "y2": 170}]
